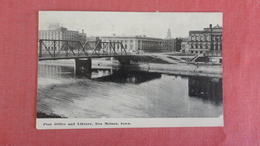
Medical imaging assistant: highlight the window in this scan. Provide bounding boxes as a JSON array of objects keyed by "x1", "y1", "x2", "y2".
[
  {"x1": 216, "y1": 37, "x2": 219, "y2": 42},
  {"x1": 191, "y1": 36, "x2": 194, "y2": 41}
]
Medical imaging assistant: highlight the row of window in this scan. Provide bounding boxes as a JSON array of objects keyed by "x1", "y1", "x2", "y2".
[
  {"x1": 39, "y1": 35, "x2": 61, "y2": 37},
  {"x1": 103, "y1": 39, "x2": 172, "y2": 46},
  {"x1": 190, "y1": 35, "x2": 222, "y2": 42},
  {"x1": 40, "y1": 31, "x2": 77, "y2": 35},
  {"x1": 190, "y1": 51, "x2": 204, "y2": 54},
  {"x1": 191, "y1": 45, "x2": 209, "y2": 49},
  {"x1": 39, "y1": 34, "x2": 78, "y2": 39},
  {"x1": 190, "y1": 43, "x2": 222, "y2": 49},
  {"x1": 39, "y1": 31, "x2": 61, "y2": 34},
  {"x1": 102, "y1": 39, "x2": 133, "y2": 43}
]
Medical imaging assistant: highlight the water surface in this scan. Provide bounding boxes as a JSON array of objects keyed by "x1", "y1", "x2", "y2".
[{"x1": 37, "y1": 62, "x2": 223, "y2": 118}]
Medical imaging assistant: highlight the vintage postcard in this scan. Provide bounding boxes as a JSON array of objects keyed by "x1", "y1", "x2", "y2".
[{"x1": 37, "y1": 11, "x2": 223, "y2": 129}]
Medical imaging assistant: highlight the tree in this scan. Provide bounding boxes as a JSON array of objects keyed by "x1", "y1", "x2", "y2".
[{"x1": 175, "y1": 37, "x2": 183, "y2": 52}]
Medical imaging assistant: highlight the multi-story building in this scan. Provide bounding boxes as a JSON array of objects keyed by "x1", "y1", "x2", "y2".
[
  {"x1": 39, "y1": 26, "x2": 86, "y2": 50},
  {"x1": 98, "y1": 35, "x2": 175, "y2": 54},
  {"x1": 188, "y1": 24, "x2": 222, "y2": 56},
  {"x1": 181, "y1": 37, "x2": 189, "y2": 53},
  {"x1": 86, "y1": 36, "x2": 101, "y2": 50},
  {"x1": 162, "y1": 38, "x2": 175, "y2": 52},
  {"x1": 78, "y1": 30, "x2": 87, "y2": 45}
]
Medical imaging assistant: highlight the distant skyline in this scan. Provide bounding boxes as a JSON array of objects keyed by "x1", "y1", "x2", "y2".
[{"x1": 39, "y1": 11, "x2": 222, "y2": 38}]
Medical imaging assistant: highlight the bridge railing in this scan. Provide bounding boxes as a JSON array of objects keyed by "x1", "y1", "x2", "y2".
[{"x1": 38, "y1": 39, "x2": 127, "y2": 60}]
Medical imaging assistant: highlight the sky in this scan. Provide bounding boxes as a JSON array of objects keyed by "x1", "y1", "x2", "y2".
[{"x1": 39, "y1": 11, "x2": 222, "y2": 38}]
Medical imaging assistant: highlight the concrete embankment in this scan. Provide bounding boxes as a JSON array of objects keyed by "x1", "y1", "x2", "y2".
[
  {"x1": 38, "y1": 58, "x2": 222, "y2": 78},
  {"x1": 125, "y1": 63, "x2": 222, "y2": 78},
  {"x1": 131, "y1": 53, "x2": 222, "y2": 78}
]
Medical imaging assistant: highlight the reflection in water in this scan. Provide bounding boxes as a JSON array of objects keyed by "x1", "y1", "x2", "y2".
[
  {"x1": 38, "y1": 64, "x2": 75, "y2": 79},
  {"x1": 38, "y1": 63, "x2": 223, "y2": 118},
  {"x1": 38, "y1": 65, "x2": 161, "y2": 84},
  {"x1": 91, "y1": 69, "x2": 113, "y2": 78},
  {"x1": 94, "y1": 69, "x2": 162, "y2": 84},
  {"x1": 188, "y1": 76, "x2": 222, "y2": 106}
]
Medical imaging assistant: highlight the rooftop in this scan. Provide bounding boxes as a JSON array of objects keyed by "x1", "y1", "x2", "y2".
[{"x1": 99, "y1": 35, "x2": 164, "y2": 40}]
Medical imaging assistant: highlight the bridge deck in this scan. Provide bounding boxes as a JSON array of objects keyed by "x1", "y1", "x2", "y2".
[{"x1": 38, "y1": 55, "x2": 133, "y2": 61}]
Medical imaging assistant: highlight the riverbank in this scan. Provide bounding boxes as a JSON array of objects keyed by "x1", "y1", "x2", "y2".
[
  {"x1": 129, "y1": 63, "x2": 222, "y2": 78},
  {"x1": 131, "y1": 54, "x2": 222, "y2": 77},
  {"x1": 38, "y1": 57, "x2": 222, "y2": 78}
]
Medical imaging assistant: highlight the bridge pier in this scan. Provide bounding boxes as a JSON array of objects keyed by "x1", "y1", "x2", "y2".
[
  {"x1": 75, "y1": 58, "x2": 92, "y2": 76},
  {"x1": 119, "y1": 60, "x2": 131, "y2": 65},
  {"x1": 115, "y1": 58, "x2": 131, "y2": 65}
]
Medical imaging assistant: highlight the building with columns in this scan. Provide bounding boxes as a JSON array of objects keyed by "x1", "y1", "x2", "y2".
[
  {"x1": 97, "y1": 35, "x2": 175, "y2": 54},
  {"x1": 188, "y1": 24, "x2": 222, "y2": 56}
]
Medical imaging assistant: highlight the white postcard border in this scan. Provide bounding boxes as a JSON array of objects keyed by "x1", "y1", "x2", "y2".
[{"x1": 37, "y1": 116, "x2": 223, "y2": 129}]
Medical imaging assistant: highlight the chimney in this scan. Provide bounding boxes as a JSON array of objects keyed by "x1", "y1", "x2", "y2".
[{"x1": 82, "y1": 29, "x2": 84, "y2": 33}]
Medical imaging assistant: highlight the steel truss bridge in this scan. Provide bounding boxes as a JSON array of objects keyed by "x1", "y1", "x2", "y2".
[{"x1": 38, "y1": 39, "x2": 130, "y2": 61}]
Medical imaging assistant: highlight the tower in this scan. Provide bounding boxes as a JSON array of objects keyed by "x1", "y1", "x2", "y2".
[{"x1": 166, "y1": 28, "x2": 172, "y2": 39}]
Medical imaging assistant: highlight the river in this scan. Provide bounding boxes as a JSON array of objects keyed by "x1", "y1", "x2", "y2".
[{"x1": 37, "y1": 59, "x2": 223, "y2": 118}]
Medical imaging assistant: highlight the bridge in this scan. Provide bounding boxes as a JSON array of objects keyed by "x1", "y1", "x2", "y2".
[
  {"x1": 38, "y1": 39, "x2": 132, "y2": 60},
  {"x1": 38, "y1": 39, "x2": 142, "y2": 75}
]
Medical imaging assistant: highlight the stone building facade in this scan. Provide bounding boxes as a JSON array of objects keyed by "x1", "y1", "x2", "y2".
[
  {"x1": 188, "y1": 24, "x2": 222, "y2": 56},
  {"x1": 97, "y1": 35, "x2": 175, "y2": 54}
]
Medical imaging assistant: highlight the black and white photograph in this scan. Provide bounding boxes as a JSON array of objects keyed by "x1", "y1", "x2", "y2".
[{"x1": 37, "y1": 11, "x2": 223, "y2": 129}]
